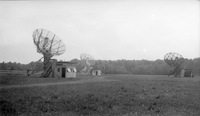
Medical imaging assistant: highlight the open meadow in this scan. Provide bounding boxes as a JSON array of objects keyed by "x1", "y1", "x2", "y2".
[{"x1": 0, "y1": 74, "x2": 200, "y2": 116}]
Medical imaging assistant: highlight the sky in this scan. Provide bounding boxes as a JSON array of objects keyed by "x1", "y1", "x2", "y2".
[{"x1": 0, "y1": 0, "x2": 199, "y2": 64}]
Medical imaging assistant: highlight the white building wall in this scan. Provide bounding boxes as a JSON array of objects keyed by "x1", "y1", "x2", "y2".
[{"x1": 53, "y1": 65, "x2": 76, "y2": 78}]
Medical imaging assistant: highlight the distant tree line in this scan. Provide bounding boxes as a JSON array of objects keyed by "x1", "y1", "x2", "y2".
[
  {"x1": 0, "y1": 61, "x2": 43, "y2": 72},
  {"x1": 72, "y1": 58, "x2": 200, "y2": 75},
  {"x1": 0, "y1": 57, "x2": 200, "y2": 75}
]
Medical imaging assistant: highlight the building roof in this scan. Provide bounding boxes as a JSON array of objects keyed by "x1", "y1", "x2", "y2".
[{"x1": 56, "y1": 61, "x2": 76, "y2": 66}]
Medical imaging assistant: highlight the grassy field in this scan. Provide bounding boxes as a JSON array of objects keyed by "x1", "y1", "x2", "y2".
[{"x1": 0, "y1": 74, "x2": 200, "y2": 116}]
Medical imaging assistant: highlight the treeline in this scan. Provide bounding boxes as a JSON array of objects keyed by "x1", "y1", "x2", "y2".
[
  {"x1": 0, "y1": 57, "x2": 200, "y2": 75},
  {"x1": 0, "y1": 61, "x2": 43, "y2": 72},
  {"x1": 73, "y1": 58, "x2": 200, "y2": 75}
]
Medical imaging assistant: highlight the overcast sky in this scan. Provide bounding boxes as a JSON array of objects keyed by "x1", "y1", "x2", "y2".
[{"x1": 0, "y1": 0, "x2": 199, "y2": 64}]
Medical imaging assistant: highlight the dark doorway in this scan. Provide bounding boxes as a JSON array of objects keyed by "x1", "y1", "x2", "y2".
[{"x1": 62, "y1": 68, "x2": 66, "y2": 78}]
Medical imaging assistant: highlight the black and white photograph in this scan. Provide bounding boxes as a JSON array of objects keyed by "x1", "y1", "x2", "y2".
[{"x1": 0, "y1": 0, "x2": 200, "y2": 116}]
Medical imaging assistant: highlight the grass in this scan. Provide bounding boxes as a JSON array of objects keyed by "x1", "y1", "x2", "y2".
[{"x1": 0, "y1": 74, "x2": 200, "y2": 116}]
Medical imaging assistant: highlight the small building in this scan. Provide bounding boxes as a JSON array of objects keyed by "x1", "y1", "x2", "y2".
[
  {"x1": 52, "y1": 60, "x2": 76, "y2": 78},
  {"x1": 180, "y1": 69, "x2": 193, "y2": 77},
  {"x1": 92, "y1": 70, "x2": 102, "y2": 76}
]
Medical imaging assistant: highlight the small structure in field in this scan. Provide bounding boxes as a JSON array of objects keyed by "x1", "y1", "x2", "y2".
[
  {"x1": 92, "y1": 70, "x2": 102, "y2": 76},
  {"x1": 180, "y1": 69, "x2": 193, "y2": 77},
  {"x1": 52, "y1": 60, "x2": 76, "y2": 78}
]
